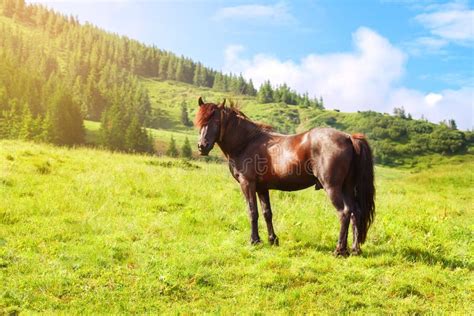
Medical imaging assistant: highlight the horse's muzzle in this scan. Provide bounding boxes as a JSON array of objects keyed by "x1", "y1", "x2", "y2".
[{"x1": 198, "y1": 143, "x2": 212, "y2": 156}]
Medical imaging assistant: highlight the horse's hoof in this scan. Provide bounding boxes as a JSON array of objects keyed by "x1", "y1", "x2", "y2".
[
  {"x1": 250, "y1": 238, "x2": 262, "y2": 245},
  {"x1": 351, "y1": 248, "x2": 362, "y2": 256},
  {"x1": 333, "y1": 248, "x2": 349, "y2": 257},
  {"x1": 269, "y1": 236, "x2": 279, "y2": 246}
]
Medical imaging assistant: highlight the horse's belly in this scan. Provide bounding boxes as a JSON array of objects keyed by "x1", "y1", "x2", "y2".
[{"x1": 260, "y1": 173, "x2": 316, "y2": 191}]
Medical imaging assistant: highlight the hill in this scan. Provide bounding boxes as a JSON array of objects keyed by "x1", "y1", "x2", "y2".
[
  {"x1": 141, "y1": 78, "x2": 473, "y2": 165},
  {"x1": 0, "y1": 0, "x2": 472, "y2": 164},
  {"x1": 1, "y1": 140, "x2": 472, "y2": 313}
]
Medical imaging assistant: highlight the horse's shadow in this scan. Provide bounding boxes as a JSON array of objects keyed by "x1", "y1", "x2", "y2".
[
  {"x1": 399, "y1": 247, "x2": 472, "y2": 270},
  {"x1": 287, "y1": 241, "x2": 471, "y2": 270},
  {"x1": 358, "y1": 246, "x2": 471, "y2": 270}
]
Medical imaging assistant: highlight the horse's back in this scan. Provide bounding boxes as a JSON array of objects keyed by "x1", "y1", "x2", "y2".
[
  {"x1": 308, "y1": 127, "x2": 350, "y2": 143},
  {"x1": 271, "y1": 127, "x2": 350, "y2": 145},
  {"x1": 307, "y1": 127, "x2": 354, "y2": 188}
]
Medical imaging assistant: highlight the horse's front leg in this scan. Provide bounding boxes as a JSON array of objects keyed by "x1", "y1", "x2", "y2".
[
  {"x1": 257, "y1": 189, "x2": 279, "y2": 246},
  {"x1": 240, "y1": 180, "x2": 261, "y2": 245}
]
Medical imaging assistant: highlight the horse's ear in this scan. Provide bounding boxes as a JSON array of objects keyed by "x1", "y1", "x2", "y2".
[
  {"x1": 198, "y1": 97, "x2": 204, "y2": 106},
  {"x1": 221, "y1": 98, "x2": 226, "y2": 107}
]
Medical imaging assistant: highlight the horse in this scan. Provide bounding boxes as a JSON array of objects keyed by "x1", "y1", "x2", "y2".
[{"x1": 194, "y1": 97, "x2": 375, "y2": 256}]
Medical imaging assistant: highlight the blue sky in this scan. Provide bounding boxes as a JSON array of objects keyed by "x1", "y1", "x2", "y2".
[{"x1": 29, "y1": 0, "x2": 473, "y2": 129}]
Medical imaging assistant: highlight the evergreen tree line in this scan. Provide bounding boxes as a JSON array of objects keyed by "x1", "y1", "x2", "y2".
[
  {"x1": 257, "y1": 81, "x2": 324, "y2": 108},
  {"x1": 0, "y1": 47, "x2": 84, "y2": 145},
  {"x1": 1, "y1": 0, "x2": 256, "y2": 98},
  {"x1": 0, "y1": 0, "x2": 154, "y2": 152},
  {"x1": 2, "y1": 0, "x2": 321, "y2": 104}
]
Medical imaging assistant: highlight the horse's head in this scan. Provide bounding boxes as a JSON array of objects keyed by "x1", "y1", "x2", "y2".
[{"x1": 194, "y1": 97, "x2": 226, "y2": 156}]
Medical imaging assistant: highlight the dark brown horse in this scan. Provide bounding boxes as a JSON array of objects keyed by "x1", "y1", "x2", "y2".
[{"x1": 195, "y1": 98, "x2": 375, "y2": 256}]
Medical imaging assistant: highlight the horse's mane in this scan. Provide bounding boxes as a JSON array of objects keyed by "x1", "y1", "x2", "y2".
[
  {"x1": 194, "y1": 102, "x2": 273, "y2": 132},
  {"x1": 194, "y1": 103, "x2": 217, "y2": 129}
]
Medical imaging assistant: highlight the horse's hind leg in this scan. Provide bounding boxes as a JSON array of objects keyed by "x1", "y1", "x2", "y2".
[
  {"x1": 343, "y1": 189, "x2": 362, "y2": 255},
  {"x1": 257, "y1": 189, "x2": 279, "y2": 246},
  {"x1": 350, "y1": 212, "x2": 361, "y2": 255},
  {"x1": 326, "y1": 186, "x2": 351, "y2": 257},
  {"x1": 341, "y1": 183, "x2": 362, "y2": 255}
]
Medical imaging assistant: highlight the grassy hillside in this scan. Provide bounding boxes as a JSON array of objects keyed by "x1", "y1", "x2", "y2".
[
  {"x1": 1, "y1": 2, "x2": 472, "y2": 162},
  {"x1": 135, "y1": 78, "x2": 473, "y2": 164},
  {"x1": 1, "y1": 140, "x2": 472, "y2": 314},
  {"x1": 142, "y1": 78, "x2": 303, "y2": 134}
]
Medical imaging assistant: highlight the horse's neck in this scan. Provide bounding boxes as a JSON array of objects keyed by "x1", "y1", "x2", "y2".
[{"x1": 218, "y1": 117, "x2": 264, "y2": 158}]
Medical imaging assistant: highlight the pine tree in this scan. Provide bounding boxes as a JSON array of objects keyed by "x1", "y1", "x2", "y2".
[
  {"x1": 393, "y1": 106, "x2": 406, "y2": 119},
  {"x1": 158, "y1": 55, "x2": 168, "y2": 79},
  {"x1": 3, "y1": 0, "x2": 16, "y2": 17},
  {"x1": 13, "y1": 0, "x2": 26, "y2": 22},
  {"x1": 193, "y1": 64, "x2": 201, "y2": 86},
  {"x1": 448, "y1": 119, "x2": 457, "y2": 130},
  {"x1": 166, "y1": 56, "x2": 176, "y2": 80},
  {"x1": 220, "y1": 74, "x2": 228, "y2": 91},
  {"x1": 166, "y1": 136, "x2": 179, "y2": 157},
  {"x1": 302, "y1": 93, "x2": 310, "y2": 107},
  {"x1": 47, "y1": 87, "x2": 85, "y2": 145},
  {"x1": 237, "y1": 74, "x2": 246, "y2": 94},
  {"x1": 100, "y1": 102, "x2": 127, "y2": 150},
  {"x1": 257, "y1": 80, "x2": 274, "y2": 103},
  {"x1": 181, "y1": 137, "x2": 192, "y2": 159},
  {"x1": 247, "y1": 79, "x2": 257, "y2": 96},
  {"x1": 18, "y1": 102, "x2": 35, "y2": 140},
  {"x1": 124, "y1": 116, "x2": 154, "y2": 153},
  {"x1": 72, "y1": 76, "x2": 86, "y2": 117},
  {"x1": 175, "y1": 59, "x2": 184, "y2": 82},
  {"x1": 200, "y1": 67, "x2": 208, "y2": 87},
  {"x1": 180, "y1": 101, "x2": 191, "y2": 127},
  {"x1": 213, "y1": 72, "x2": 224, "y2": 91},
  {"x1": 125, "y1": 116, "x2": 141, "y2": 152},
  {"x1": 40, "y1": 112, "x2": 54, "y2": 143}
]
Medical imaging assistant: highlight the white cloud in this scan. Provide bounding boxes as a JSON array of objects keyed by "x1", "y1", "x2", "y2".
[
  {"x1": 424, "y1": 92, "x2": 443, "y2": 106},
  {"x1": 415, "y1": 2, "x2": 474, "y2": 44},
  {"x1": 225, "y1": 27, "x2": 406, "y2": 111},
  {"x1": 213, "y1": 2, "x2": 296, "y2": 24},
  {"x1": 224, "y1": 45, "x2": 246, "y2": 66},
  {"x1": 404, "y1": 36, "x2": 449, "y2": 55},
  {"x1": 416, "y1": 37, "x2": 449, "y2": 49},
  {"x1": 223, "y1": 27, "x2": 473, "y2": 129},
  {"x1": 388, "y1": 87, "x2": 473, "y2": 129}
]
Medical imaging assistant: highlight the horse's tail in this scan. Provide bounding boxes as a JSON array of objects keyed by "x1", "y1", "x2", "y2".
[{"x1": 350, "y1": 133, "x2": 375, "y2": 244}]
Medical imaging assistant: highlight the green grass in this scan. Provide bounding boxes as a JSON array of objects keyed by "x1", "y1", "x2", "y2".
[
  {"x1": 1, "y1": 140, "x2": 473, "y2": 314},
  {"x1": 84, "y1": 120, "x2": 101, "y2": 145}
]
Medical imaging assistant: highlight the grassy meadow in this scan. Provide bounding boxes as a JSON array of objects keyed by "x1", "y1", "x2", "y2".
[{"x1": 1, "y1": 140, "x2": 473, "y2": 314}]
